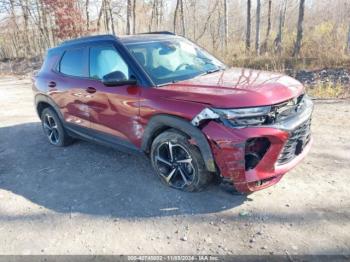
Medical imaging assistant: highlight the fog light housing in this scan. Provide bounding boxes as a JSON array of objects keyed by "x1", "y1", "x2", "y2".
[{"x1": 245, "y1": 137, "x2": 271, "y2": 170}]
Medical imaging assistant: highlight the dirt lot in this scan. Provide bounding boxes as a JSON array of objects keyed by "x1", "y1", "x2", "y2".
[{"x1": 0, "y1": 76, "x2": 349, "y2": 256}]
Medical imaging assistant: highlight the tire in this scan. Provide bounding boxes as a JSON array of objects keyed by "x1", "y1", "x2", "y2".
[
  {"x1": 40, "y1": 107, "x2": 73, "y2": 147},
  {"x1": 150, "y1": 130, "x2": 212, "y2": 192}
]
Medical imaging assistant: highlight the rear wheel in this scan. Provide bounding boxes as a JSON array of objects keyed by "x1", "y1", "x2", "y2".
[
  {"x1": 150, "y1": 130, "x2": 212, "y2": 192},
  {"x1": 40, "y1": 107, "x2": 73, "y2": 147}
]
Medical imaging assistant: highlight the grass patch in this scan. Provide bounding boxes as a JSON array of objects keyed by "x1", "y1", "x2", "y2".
[{"x1": 306, "y1": 82, "x2": 349, "y2": 99}]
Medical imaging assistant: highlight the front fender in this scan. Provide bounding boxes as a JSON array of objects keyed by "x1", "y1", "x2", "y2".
[{"x1": 141, "y1": 114, "x2": 216, "y2": 172}]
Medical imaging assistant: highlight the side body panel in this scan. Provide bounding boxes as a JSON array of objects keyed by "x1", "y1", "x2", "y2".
[
  {"x1": 51, "y1": 74, "x2": 91, "y2": 129},
  {"x1": 85, "y1": 79, "x2": 141, "y2": 143}
]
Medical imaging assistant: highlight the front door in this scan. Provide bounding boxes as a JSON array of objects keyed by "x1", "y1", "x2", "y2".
[{"x1": 85, "y1": 45, "x2": 141, "y2": 145}]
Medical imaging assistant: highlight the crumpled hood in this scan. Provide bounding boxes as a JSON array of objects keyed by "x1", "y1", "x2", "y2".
[{"x1": 157, "y1": 68, "x2": 304, "y2": 108}]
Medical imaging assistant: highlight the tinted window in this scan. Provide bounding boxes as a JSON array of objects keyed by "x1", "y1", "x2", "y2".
[
  {"x1": 60, "y1": 48, "x2": 87, "y2": 77},
  {"x1": 90, "y1": 46, "x2": 130, "y2": 80}
]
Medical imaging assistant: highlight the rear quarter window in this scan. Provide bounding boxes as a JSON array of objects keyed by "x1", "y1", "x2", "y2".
[{"x1": 59, "y1": 48, "x2": 88, "y2": 77}]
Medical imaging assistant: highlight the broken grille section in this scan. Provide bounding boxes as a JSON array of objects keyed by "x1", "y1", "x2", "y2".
[
  {"x1": 270, "y1": 94, "x2": 305, "y2": 123},
  {"x1": 277, "y1": 118, "x2": 312, "y2": 165}
]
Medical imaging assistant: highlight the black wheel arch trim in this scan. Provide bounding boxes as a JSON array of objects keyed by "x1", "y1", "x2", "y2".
[
  {"x1": 35, "y1": 94, "x2": 64, "y2": 121},
  {"x1": 141, "y1": 114, "x2": 216, "y2": 172}
]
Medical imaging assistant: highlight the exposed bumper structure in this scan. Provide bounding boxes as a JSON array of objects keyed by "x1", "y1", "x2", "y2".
[{"x1": 201, "y1": 96, "x2": 314, "y2": 193}]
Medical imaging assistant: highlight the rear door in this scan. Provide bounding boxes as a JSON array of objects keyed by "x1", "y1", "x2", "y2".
[
  {"x1": 84, "y1": 44, "x2": 141, "y2": 145},
  {"x1": 53, "y1": 47, "x2": 91, "y2": 129}
]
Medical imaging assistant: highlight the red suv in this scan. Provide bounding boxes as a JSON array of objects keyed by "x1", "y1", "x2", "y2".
[{"x1": 33, "y1": 32, "x2": 313, "y2": 193}]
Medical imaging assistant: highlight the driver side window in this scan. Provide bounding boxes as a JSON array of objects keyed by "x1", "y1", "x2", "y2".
[{"x1": 89, "y1": 45, "x2": 129, "y2": 80}]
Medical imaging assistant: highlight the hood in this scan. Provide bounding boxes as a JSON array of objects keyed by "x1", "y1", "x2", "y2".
[{"x1": 157, "y1": 68, "x2": 304, "y2": 108}]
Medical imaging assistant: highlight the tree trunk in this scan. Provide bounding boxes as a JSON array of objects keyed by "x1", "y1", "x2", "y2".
[
  {"x1": 97, "y1": 0, "x2": 105, "y2": 33},
  {"x1": 292, "y1": 0, "x2": 305, "y2": 57},
  {"x1": 104, "y1": 1, "x2": 110, "y2": 33},
  {"x1": 85, "y1": 0, "x2": 90, "y2": 31},
  {"x1": 132, "y1": 0, "x2": 136, "y2": 34},
  {"x1": 9, "y1": 0, "x2": 21, "y2": 57},
  {"x1": 36, "y1": 0, "x2": 50, "y2": 48},
  {"x1": 274, "y1": 0, "x2": 287, "y2": 54},
  {"x1": 195, "y1": 1, "x2": 219, "y2": 42},
  {"x1": 261, "y1": 0, "x2": 271, "y2": 53},
  {"x1": 106, "y1": 0, "x2": 115, "y2": 35},
  {"x1": 192, "y1": 0, "x2": 197, "y2": 39},
  {"x1": 155, "y1": 0, "x2": 160, "y2": 30},
  {"x1": 223, "y1": 0, "x2": 228, "y2": 49},
  {"x1": 246, "y1": 0, "x2": 251, "y2": 52},
  {"x1": 347, "y1": 22, "x2": 350, "y2": 54},
  {"x1": 126, "y1": 0, "x2": 132, "y2": 34},
  {"x1": 180, "y1": 0, "x2": 186, "y2": 36},
  {"x1": 158, "y1": 0, "x2": 164, "y2": 30},
  {"x1": 255, "y1": 0, "x2": 261, "y2": 55},
  {"x1": 149, "y1": 0, "x2": 155, "y2": 31},
  {"x1": 19, "y1": 0, "x2": 31, "y2": 57},
  {"x1": 173, "y1": 0, "x2": 179, "y2": 34}
]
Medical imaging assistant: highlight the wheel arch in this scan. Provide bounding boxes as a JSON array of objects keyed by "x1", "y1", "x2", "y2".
[
  {"x1": 35, "y1": 94, "x2": 64, "y2": 121},
  {"x1": 141, "y1": 114, "x2": 216, "y2": 172}
]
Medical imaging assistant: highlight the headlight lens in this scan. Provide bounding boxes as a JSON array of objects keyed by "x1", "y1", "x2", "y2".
[
  {"x1": 213, "y1": 106, "x2": 271, "y2": 118},
  {"x1": 213, "y1": 106, "x2": 271, "y2": 126}
]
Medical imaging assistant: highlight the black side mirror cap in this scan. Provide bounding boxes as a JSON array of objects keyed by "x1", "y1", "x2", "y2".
[{"x1": 102, "y1": 71, "x2": 137, "y2": 86}]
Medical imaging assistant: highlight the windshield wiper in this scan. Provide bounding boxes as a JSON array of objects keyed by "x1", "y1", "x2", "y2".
[
  {"x1": 156, "y1": 67, "x2": 225, "y2": 87},
  {"x1": 204, "y1": 67, "x2": 225, "y2": 75}
]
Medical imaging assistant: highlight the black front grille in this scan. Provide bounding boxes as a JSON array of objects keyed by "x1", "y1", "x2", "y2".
[{"x1": 277, "y1": 118, "x2": 312, "y2": 165}]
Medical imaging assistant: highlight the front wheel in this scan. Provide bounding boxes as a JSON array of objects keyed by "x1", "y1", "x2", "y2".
[{"x1": 150, "y1": 130, "x2": 212, "y2": 192}]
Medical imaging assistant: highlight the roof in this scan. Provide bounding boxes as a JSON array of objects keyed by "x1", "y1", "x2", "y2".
[
  {"x1": 119, "y1": 34, "x2": 180, "y2": 44},
  {"x1": 59, "y1": 34, "x2": 117, "y2": 47},
  {"x1": 58, "y1": 32, "x2": 179, "y2": 49}
]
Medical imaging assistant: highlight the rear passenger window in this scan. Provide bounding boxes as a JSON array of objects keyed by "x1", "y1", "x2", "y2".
[
  {"x1": 59, "y1": 48, "x2": 87, "y2": 77},
  {"x1": 90, "y1": 46, "x2": 130, "y2": 80}
]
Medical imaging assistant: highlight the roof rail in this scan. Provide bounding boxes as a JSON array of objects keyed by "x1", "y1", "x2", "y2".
[
  {"x1": 138, "y1": 31, "x2": 176, "y2": 36},
  {"x1": 59, "y1": 34, "x2": 117, "y2": 46}
]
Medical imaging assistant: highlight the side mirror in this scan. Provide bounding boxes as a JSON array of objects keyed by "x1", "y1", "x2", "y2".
[{"x1": 102, "y1": 71, "x2": 137, "y2": 86}]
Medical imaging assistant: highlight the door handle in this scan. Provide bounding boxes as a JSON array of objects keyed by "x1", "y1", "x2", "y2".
[
  {"x1": 48, "y1": 81, "x2": 56, "y2": 88},
  {"x1": 86, "y1": 87, "x2": 96, "y2": 94}
]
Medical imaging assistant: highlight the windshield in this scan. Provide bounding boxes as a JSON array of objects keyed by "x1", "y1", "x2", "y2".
[{"x1": 126, "y1": 37, "x2": 225, "y2": 86}]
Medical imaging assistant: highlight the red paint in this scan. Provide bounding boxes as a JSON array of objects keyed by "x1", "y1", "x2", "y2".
[{"x1": 202, "y1": 121, "x2": 312, "y2": 192}]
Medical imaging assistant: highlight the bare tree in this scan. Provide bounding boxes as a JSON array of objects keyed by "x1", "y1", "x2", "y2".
[
  {"x1": 149, "y1": 0, "x2": 156, "y2": 31},
  {"x1": 85, "y1": 0, "x2": 90, "y2": 31},
  {"x1": 347, "y1": 22, "x2": 350, "y2": 54},
  {"x1": 126, "y1": 0, "x2": 132, "y2": 34},
  {"x1": 261, "y1": 0, "x2": 271, "y2": 53},
  {"x1": 292, "y1": 0, "x2": 305, "y2": 57},
  {"x1": 132, "y1": 0, "x2": 136, "y2": 34},
  {"x1": 246, "y1": 0, "x2": 251, "y2": 52},
  {"x1": 274, "y1": 0, "x2": 287, "y2": 54},
  {"x1": 19, "y1": 0, "x2": 31, "y2": 57},
  {"x1": 190, "y1": 0, "x2": 197, "y2": 39},
  {"x1": 255, "y1": 0, "x2": 261, "y2": 55},
  {"x1": 179, "y1": 0, "x2": 186, "y2": 36},
  {"x1": 150, "y1": 0, "x2": 163, "y2": 31},
  {"x1": 97, "y1": 0, "x2": 105, "y2": 32},
  {"x1": 104, "y1": 1, "x2": 110, "y2": 32},
  {"x1": 107, "y1": 0, "x2": 115, "y2": 35},
  {"x1": 223, "y1": 0, "x2": 228, "y2": 48},
  {"x1": 0, "y1": 0, "x2": 349, "y2": 64},
  {"x1": 194, "y1": 1, "x2": 219, "y2": 41},
  {"x1": 173, "y1": 0, "x2": 179, "y2": 33},
  {"x1": 173, "y1": 0, "x2": 185, "y2": 36}
]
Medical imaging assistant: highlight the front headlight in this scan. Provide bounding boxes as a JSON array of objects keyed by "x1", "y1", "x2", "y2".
[
  {"x1": 213, "y1": 106, "x2": 271, "y2": 126},
  {"x1": 213, "y1": 106, "x2": 271, "y2": 119}
]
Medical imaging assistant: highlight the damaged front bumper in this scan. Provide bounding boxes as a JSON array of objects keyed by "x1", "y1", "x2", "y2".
[{"x1": 198, "y1": 96, "x2": 314, "y2": 193}]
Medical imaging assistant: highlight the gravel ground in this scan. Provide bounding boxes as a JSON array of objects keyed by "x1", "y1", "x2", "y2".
[{"x1": 0, "y1": 76, "x2": 349, "y2": 256}]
